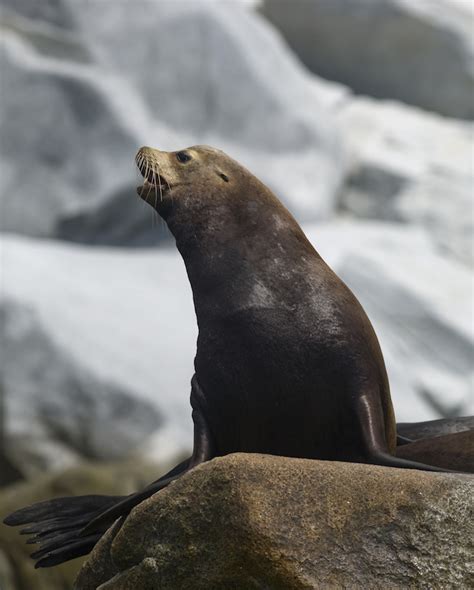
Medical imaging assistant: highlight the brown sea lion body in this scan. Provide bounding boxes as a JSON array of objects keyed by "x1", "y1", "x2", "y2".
[
  {"x1": 398, "y1": 416, "x2": 474, "y2": 441},
  {"x1": 397, "y1": 430, "x2": 474, "y2": 472},
  {"x1": 5, "y1": 145, "x2": 471, "y2": 568},
  {"x1": 137, "y1": 145, "x2": 399, "y2": 463}
]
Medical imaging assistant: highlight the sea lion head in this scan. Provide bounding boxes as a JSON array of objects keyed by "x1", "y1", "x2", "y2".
[
  {"x1": 135, "y1": 144, "x2": 312, "y2": 310},
  {"x1": 136, "y1": 145, "x2": 242, "y2": 214},
  {"x1": 135, "y1": 144, "x2": 303, "y2": 249}
]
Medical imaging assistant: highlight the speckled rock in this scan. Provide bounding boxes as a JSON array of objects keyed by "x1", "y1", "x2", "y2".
[{"x1": 75, "y1": 453, "x2": 474, "y2": 590}]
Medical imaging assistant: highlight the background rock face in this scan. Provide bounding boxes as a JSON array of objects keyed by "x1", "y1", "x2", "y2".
[
  {"x1": 75, "y1": 454, "x2": 474, "y2": 590},
  {"x1": 261, "y1": 0, "x2": 474, "y2": 119},
  {"x1": 1, "y1": 298, "x2": 162, "y2": 474},
  {"x1": 336, "y1": 98, "x2": 474, "y2": 265},
  {"x1": 0, "y1": 0, "x2": 344, "y2": 241}
]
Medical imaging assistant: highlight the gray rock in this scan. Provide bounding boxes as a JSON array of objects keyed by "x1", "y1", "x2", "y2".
[
  {"x1": 261, "y1": 0, "x2": 474, "y2": 119},
  {"x1": 0, "y1": 298, "x2": 162, "y2": 474},
  {"x1": 0, "y1": 29, "x2": 145, "y2": 239},
  {"x1": 1, "y1": 234, "x2": 198, "y2": 461},
  {"x1": 309, "y1": 222, "x2": 474, "y2": 421},
  {"x1": 55, "y1": 184, "x2": 175, "y2": 247},
  {"x1": 75, "y1": 453, "x2": 474, "y2": 589},
  {"x1": 336, "y1": 97, "x2": 474, "y2": 265},
  {"x1": 0, "y1": 0, "x2": 344, "y2": 243}
]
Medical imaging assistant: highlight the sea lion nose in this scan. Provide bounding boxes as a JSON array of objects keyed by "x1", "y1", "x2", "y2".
[
  {"x1": 136, "y1": 146, "x2": 155, "y2": 160},
  {"x1": 135, "y1": 146, "x2": 163, "y2": 173}
]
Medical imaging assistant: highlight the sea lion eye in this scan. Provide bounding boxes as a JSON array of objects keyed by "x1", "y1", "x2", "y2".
[
  {"x1": 176, "y1": 151, "x2": 191, "y2": 164},
  {"x1": 218, "y1": 172, "x2": 229, "y2": 182}
]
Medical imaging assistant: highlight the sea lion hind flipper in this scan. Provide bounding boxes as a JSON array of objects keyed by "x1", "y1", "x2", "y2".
[
  {"x1": 397, "y1": 416, "x2": 474, "y2": 442},
  {"x1": 4, "y1": 467, "x2": 191, "y2": 569},
  {"x1": 368, "y1": 450, "x2": 454, "y2": 473},
  {"x1": 3, "y1": 494, "x2": 122, "y2": 527},
  {"x1": 3, "y1": 494, "x2": 124, "y2": 568},
  {"x1": 34, "y1": 533, "x2": 102, "y2": 569},
  {"x1": 396, "y1": 434, "x2": 414, "y2": 446},
  {"x1": 6, "y1": 380, "x2": 215, "y2": 568}
]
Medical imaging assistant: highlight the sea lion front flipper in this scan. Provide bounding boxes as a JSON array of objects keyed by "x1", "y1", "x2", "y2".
[{"x1": 356, "y1": 394, "x2": 455, "y2": 472}]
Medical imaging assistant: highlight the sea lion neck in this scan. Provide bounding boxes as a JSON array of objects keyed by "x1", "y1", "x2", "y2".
[{"x1": 165, "y1": 188, "x2": 318, "y2": 323}]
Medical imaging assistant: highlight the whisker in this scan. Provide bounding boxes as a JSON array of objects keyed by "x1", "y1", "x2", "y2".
[
  {"x1": 152, "y1": 168, "x2": 158, "y2": 227},
  {"x1": 135, "y1": 154, "x2": 145, "y2": 199},
  {"x1": 139, "y1": 160, "x2": 148, "y2": 200},
  {"x1": 156, "y1": 162, "x2": 164, "y2": 203}
]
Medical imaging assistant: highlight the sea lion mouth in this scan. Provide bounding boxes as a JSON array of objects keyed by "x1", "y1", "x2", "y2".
[
  {"x1": 135, "y1": 159, "x2": 171, "y2": 199},
  {"x1": 136, "y1": 175, "x2": 170, "y2": 194}
]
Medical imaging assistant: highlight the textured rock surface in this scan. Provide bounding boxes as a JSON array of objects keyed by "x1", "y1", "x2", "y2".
[
  {"x1": 75, "y1": 453, "x2": 474, "y2": 590},
  {"x1": 261, "y1": 0, "x2": 474, "y2": 119},
  {"x1": 336, "y1": 97, "x2": 474, "y2": 265},
  {"x1": 0, "y1": 459, "x2": 168, "y2": 590},
  {"x1": 0, "y1": 298, "x2": 161, "y2": 474}
]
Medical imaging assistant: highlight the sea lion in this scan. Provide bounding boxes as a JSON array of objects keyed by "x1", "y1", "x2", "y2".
[
  {"x1": 4, "y1": 145, "x2": 471, "y2": 568},
  {"x1": 396, "y1": 430, "x2": 474, "y2": 472},
  {"x1": 397, "y1": 416, "x2": 474, "y2": 442}
]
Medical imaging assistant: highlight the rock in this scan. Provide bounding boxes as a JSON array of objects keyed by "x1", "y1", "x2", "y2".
[
  {"x1": 0, "y1": 453, "x2": 23, "y2": 488},
  {"x1": 1, "y1": 234, "x2": 197, "y2": 459},
  {"x1": 1, "y1": 0, "x2": 76, "y2": 31},
  {"x1": 0, "y1": 459, "x2": 172, "y2": 590},
  {"x1": 75, "y1": 453, "x2": 474, "y2": 589},
  {"x1": 336, "y1": 97, "x2": 474, "y2": 265},
  {"x1": 0, "y1": 383, "x2": 24, "y2": 487},
  {"x1": 0, "y1": 298, "x2": 162, "y2": 474},
  {"x1": 0, "y1": 2, "x2": 344, "y2": 243},
  {"x1": 261, "y1": 0, "x2": 474, "y2": 119},
  {"x1": 55, "y1": 185, "x2": 175, "y2": 247},
  {"x1": 0, "y1": 27, "x2": 148, "y2": 239}
]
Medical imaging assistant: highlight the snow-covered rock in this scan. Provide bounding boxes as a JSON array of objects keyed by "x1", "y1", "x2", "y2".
[
  {"x1": 0, "y1": 297, "x2": 162, "y2": 475},
  {"x1": 336, "y1": 97, "x2": 474, "y2": 265},
  {"x1": 261, "y1": 0, "x2": 474, "y2": 119},
  {"x1": 0, "y1": 1, "x2": 344, "y2": 242},
  {"x1": 1, "y1": 227, "x2": 471, "y2": 450}
]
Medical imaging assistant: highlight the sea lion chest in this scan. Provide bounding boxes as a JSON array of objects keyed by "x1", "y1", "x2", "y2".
[{"x1": 194, "y1": 261, "x2": 382, "y2": 460}]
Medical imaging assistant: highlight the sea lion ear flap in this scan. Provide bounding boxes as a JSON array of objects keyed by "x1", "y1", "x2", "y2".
[{"x1": 216, "y1": 171, "x2": 229, "y2": 183}]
